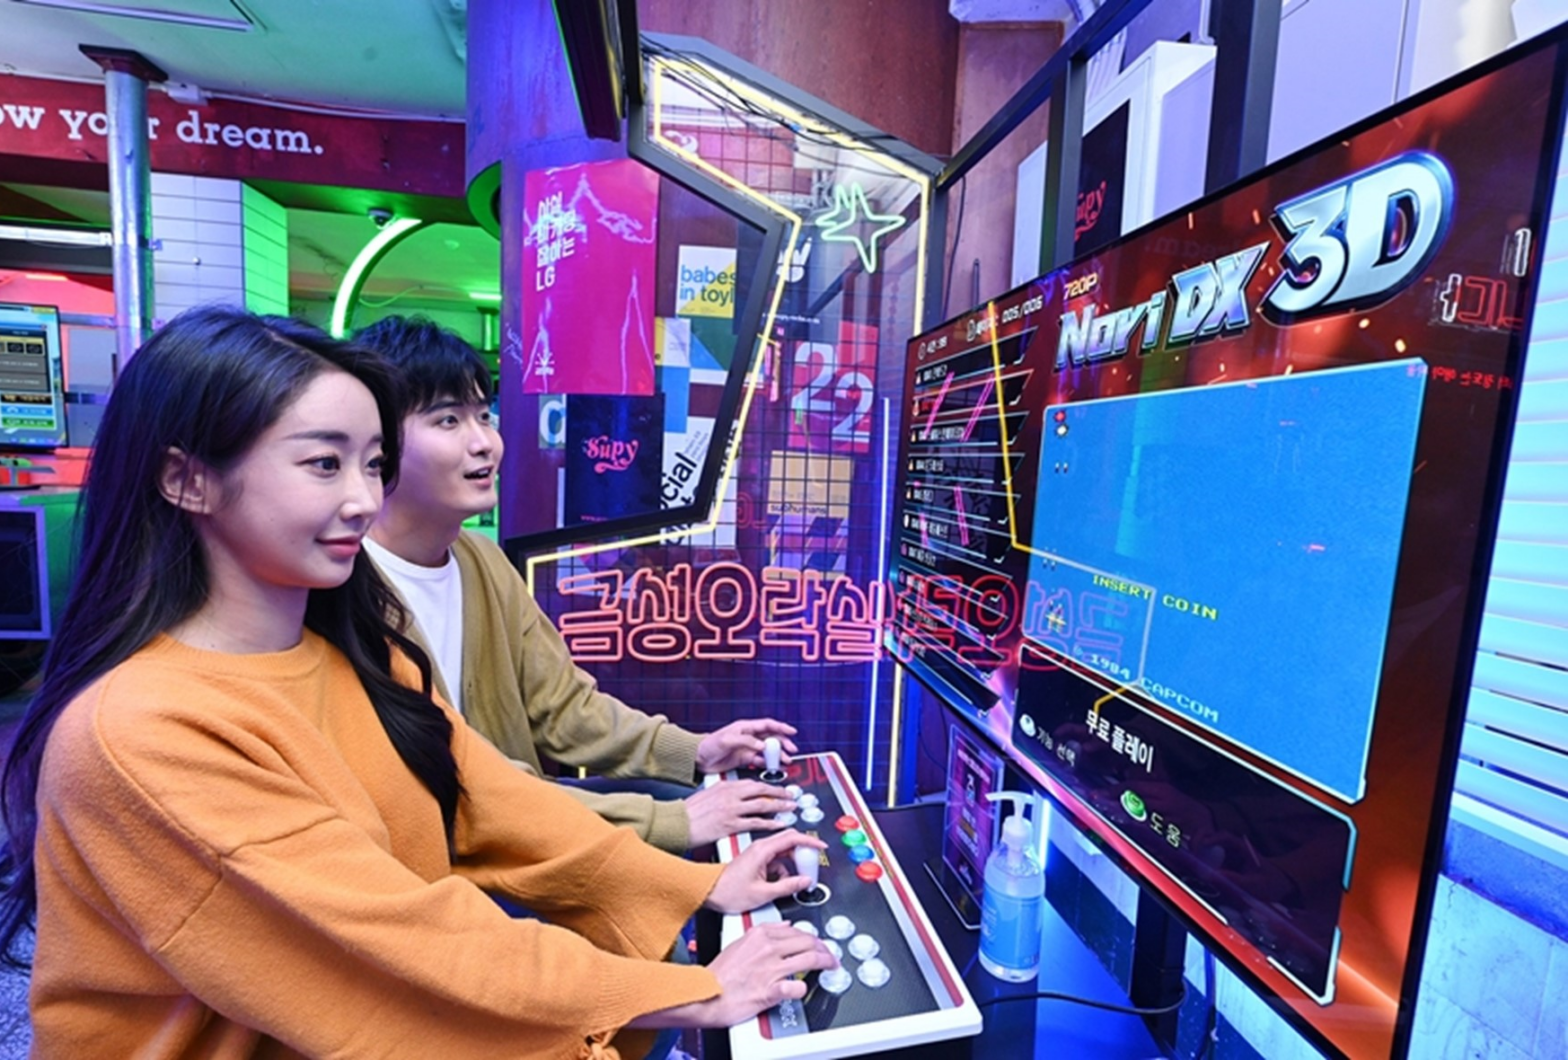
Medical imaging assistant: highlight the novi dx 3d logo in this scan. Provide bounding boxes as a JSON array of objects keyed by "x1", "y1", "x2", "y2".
[{"x1": 1263, "y1": 151, "x2": 1454, "y2": 321}]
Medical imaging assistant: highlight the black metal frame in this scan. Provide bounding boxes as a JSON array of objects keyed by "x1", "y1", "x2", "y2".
[
  {"x1": 642, "y1": 33, "x2": 947, "y2": 179},
  {"x1": 1205, "y1": 0, "x2": 1283, "y2": 192},
  {"x1": 499, "y1": 116, "x2": 786, "y2": 564},
  {"x1": 503, "y1": 33, "x2": 942, "y2": 562},
  {"x1": 550, "y1": 0, "x2": 634, "y2": 142}
]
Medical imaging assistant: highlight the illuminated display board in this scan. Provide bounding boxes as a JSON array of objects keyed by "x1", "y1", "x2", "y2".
[
  {"x1": 888, "y1": 36, "x2": 1567, "y2": 1060},
  {"x1": 0, "y1": 303, "x2": 66, "y2": 450}
]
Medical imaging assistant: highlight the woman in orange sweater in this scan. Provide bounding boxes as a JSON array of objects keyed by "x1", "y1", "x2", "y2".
[{"x1": 0, "y1": 307, "x2": 835, "y2": 1059}]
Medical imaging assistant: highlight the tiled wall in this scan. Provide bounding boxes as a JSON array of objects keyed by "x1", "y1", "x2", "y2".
[
  {"x1": 151, "y1": 173, "x2": 246, "y2": 320},
  {"x1": 242, "y1": 185, "x2": 288, "y2": 316},
  {"x1": 150, "y1": 174, "x2": 287, "y2": 323}
]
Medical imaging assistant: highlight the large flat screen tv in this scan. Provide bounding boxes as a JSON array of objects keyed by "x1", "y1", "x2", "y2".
[{"x1": 887, "y1": 28, "x2": 1567, "y2": 1060}]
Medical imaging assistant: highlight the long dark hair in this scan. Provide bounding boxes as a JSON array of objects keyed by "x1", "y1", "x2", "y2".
[{"x1": 0, "y1": 306, "x2": 462, "y2": 965}]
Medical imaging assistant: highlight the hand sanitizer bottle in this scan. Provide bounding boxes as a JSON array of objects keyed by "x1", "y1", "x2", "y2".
[{"x1": 979, "y1": 791, "x2": 1044, "y2": 981}]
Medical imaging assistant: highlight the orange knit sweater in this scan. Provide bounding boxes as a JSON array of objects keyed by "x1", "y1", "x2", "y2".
[{"x1": 31, "y1": 632, "x2": 722, "y2": 1059}]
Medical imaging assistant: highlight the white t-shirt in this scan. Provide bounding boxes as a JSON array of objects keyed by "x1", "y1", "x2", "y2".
[{"x1": 364, "y1": 537, "x2": 465, "y2": 714}]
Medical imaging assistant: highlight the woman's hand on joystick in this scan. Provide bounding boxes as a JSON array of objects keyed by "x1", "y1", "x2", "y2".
[
  {"x1": 792, "y1": 844, "x2": 821, "y2": 891},
  {"x1": 705, "y1": 829, "x2": 827, "y2": 914},
  {"x1": 792, "y1": 844, "x2": 830, "y2": 905}
]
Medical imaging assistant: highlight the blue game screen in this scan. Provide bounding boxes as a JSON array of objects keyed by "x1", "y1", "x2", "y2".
[{"x1": 1023, "y1": 361, "x2": 1426, "y2": 801}]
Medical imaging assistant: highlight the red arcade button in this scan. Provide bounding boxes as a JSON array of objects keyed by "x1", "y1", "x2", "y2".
[
  {"x1": 835, "y1": 815, "x2": 860, "y2": 833},
  {"x1": 855, "y1": 862, "x2": 884, "y2": 883}
]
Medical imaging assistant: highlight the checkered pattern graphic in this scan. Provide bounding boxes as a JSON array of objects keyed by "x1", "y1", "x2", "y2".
[{"x1": 765, "y1": 514, "x2": 846, "y2": 575}]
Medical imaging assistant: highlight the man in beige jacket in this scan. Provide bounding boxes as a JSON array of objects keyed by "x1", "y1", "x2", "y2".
[{"x1": 357, "y1": 315, "x2": 797, "y2": 851}]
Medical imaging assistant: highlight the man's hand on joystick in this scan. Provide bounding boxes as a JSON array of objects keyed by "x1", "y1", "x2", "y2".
[
  {"x1": 694, "y1": 718, "x2": 798, "y2": 774},
  {"x1": 684, "y1": 779, "x2": 797, "y2": 848},
  {"x1": 759, "y1": 736, "x2": 788, "y2": 783},
  {"x1": 705, "y1": 829, "x2": 828, "y2": 914}
]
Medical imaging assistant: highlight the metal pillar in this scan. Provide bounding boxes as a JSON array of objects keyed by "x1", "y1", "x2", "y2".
[
  {"x1": 1039, "y1": 57, "x2": 1089, "y2": 273},
  {"x1": 1204, "y1": 0, "x2": 1283, "y2": 193},
  {"x1": 80, "y1": 46, "x2": 166, "y2": 370}
]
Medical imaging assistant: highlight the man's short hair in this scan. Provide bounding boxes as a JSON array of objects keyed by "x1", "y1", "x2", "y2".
[{"x1": 354, "y1": 315, "x2": 493, "y2": 418}]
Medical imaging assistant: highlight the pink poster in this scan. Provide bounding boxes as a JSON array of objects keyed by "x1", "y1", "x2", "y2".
[{"x1": 520, "y1": 159, "x2": 658, "y2": 395}]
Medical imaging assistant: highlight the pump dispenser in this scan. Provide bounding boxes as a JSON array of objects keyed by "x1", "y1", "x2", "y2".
[{"x1": 979, "y1": 791, "x2": 1044, "y2": 981}]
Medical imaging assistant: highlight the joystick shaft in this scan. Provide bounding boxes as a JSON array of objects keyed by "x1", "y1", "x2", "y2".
[
  {"x1": 793, "y1": 845, "x2": 820, "y2": 889},
  {"x1": 760, "y1": 736, "x2": 787, "y2": 783}
]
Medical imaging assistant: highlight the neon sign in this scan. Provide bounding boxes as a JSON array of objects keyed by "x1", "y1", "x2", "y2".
[
  {"x1": 815, "y1": 182, "x2": 906, "y2": 274},
  {"x1": 558, "y1": 563, "x2": 892, "y2": 664}
]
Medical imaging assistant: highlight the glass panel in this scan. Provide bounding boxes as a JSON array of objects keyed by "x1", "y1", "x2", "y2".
[{"x1": 518, "y1": 41, "x2": 937, "y2": 791}]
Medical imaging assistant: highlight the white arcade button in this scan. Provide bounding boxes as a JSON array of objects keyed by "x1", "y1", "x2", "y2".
[
  {"x1": 825, "y1": 915, "x2": 856, "y2": 940},
  {"x1": 801, "y1": 805, "x2": 825, "y2": 825},
  {"x1": 791, "y1": 921, "x2": 819, "y2": 937},
  {"x1": 797, "y1": 793, "x2": 820, "y2": 809},
  {"x1": 785, "y1": 784, "x2": 803, "y2": 799},
  {"x1": 847, "y1": 934, "x2": 880, "y2": 961},
  {"x1": 819, "y1": 966, "x2": 854, "y2": 995},
  {"x1": 857, "y1": 958, "x2": 891, "y2": 988}
]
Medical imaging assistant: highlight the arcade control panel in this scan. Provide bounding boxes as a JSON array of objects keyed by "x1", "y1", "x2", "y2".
[{"x1": 708, "y1": 750, "x2": 980, "y2": 1060}]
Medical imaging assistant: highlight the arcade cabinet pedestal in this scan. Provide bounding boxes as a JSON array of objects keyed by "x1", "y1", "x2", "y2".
[{"x1": 699, "y1": 800, "x2": 1166, "y2": 1060}]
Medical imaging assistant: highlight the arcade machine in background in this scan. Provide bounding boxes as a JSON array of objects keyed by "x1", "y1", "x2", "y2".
[{"x1": 0, "y1": 300, "x2": 93, "y2": 699}]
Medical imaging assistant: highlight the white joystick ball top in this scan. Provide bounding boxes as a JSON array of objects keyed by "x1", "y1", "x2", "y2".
[
  {"x1": 763, "y1": 736, "x2": 782, "y2": 773},
  {"x1": 793, "y1": 845, "x2": 820, "y2": 889}
]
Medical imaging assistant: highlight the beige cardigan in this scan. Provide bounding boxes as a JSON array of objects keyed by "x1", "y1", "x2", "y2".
[{"x1": 377, "y1": 531, "x2": 704, "y2": 852}]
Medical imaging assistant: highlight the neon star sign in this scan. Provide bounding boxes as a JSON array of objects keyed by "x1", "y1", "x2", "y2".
[{"x1": 815, "y1": 183, "x2": 906, "y2": 274}]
